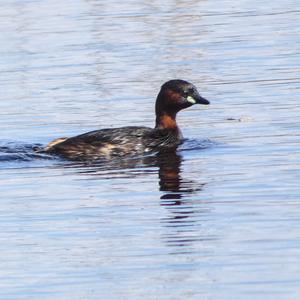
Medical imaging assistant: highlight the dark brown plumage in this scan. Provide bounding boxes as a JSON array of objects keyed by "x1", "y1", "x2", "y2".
[{"x1": 43, "y1": 79, "x2": 209, "y2": 160}]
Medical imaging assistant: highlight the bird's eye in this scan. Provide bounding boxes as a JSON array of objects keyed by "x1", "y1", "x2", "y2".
[{"x1": 183, "y1": 90, "x2": 189, "y2": 97}]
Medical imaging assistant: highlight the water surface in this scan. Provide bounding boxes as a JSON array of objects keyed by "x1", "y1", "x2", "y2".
[{"x1": 1, "y1": 0, "x2": 300, "y2": 299}]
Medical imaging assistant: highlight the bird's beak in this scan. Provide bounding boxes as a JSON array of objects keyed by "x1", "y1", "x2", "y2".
[{"x1": 187, "y1": 93, "x2": 210, "y2": 105}]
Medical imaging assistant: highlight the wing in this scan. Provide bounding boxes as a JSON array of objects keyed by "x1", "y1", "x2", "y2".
[
  {"x1": 144, "y1": 128, "x2": 183, "y2": 150},
  {"x1": 45, "y1": 126, "x2": 153, "y2": 158}
]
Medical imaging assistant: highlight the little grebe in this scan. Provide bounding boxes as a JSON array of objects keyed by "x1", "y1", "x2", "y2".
[{"x1": 44, "y1": 80, "x2": 209, "y2": 159}]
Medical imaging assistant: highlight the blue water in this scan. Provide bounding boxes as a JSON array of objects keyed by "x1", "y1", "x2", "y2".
[{"x1": 1, "y1": 0, "x2": 300, "y2": 299}]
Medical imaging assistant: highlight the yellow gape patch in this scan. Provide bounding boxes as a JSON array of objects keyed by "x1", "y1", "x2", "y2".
[{"x1": 187, "y1": 96, "x2": 196, "y2": 104}]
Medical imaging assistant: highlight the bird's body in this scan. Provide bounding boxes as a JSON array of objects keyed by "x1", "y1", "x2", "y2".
[{"x1": 43, "y1": 79, "x2": 209, "y2": 160}]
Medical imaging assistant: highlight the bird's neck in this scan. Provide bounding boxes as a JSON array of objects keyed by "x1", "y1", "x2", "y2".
[
  {"x1": 155, "y1": 92, "x2": 179, "y2": 130},
  {"x1": 155, "y1": 111, "x2": 183, "y2": 142},
  {"x1": 155, "y1": 112, "x2": 178, "y2": 130}
]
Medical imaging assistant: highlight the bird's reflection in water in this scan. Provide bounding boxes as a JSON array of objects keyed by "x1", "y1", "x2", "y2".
[
  {"x1": 63, "y1": 150, "x2": 209, "y2": 251},
  {"x1": 157, "y1": 152, "x2": 208, "y2": 251}
]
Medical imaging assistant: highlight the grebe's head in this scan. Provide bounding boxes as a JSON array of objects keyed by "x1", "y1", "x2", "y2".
[{"x1": 156, "y1": 79, "x2": 209, "y2": 115}]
